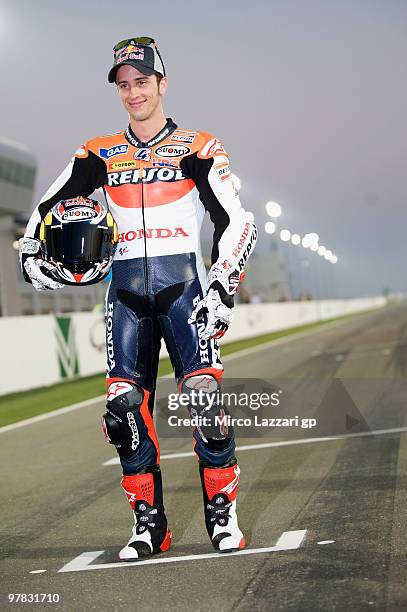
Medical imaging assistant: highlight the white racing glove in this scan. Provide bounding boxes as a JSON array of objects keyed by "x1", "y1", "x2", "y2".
[
  {"x1": 188, "y1": 287, "x2": 232, "y2": 340},
  {"x1": 190, "y1": 216, "x2": 257, "y2": 341},
  {"x1": 19, "y1": 238, "x2": 64, "y2": 291}
]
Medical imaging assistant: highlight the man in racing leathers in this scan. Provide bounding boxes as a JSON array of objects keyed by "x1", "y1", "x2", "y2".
[{"x1": 19, "y1": 37, "x2": 257, "y2": 559}]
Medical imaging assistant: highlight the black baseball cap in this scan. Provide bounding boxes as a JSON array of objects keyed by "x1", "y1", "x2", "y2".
[{"x1": 108, "y1": 37, "x2": 166, "y2": 83}]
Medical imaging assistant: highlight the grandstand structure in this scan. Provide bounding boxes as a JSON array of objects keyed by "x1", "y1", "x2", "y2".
[{"x1": 0, "y1": 137, "x2": 106, "y2": 316}]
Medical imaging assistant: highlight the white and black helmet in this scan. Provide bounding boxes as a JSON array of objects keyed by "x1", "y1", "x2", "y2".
[{"x1": 39, "y1": 197, "x2": 117, "y2": 286}]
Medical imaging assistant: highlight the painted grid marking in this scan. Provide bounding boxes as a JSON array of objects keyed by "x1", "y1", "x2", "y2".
[
  {"x1": 103, "y1": 425, "x2": 407, "y2": 466},
  {"x1": 58, "y1": 530, "x2": 307, "y2": 572}
]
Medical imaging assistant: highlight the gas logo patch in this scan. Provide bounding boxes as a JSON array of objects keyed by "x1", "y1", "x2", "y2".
[{"x1": 99, "y1": 144, "x2": 129, "y2": 159}]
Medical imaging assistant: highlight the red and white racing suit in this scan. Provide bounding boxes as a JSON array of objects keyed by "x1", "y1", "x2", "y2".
[{"x1": 25, "y1": 118, "x2": 257, "y2": 471}]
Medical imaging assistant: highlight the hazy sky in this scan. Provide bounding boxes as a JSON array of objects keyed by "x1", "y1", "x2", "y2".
[{"x1": 1, "y1": 0, "x2": 406, "y2": 297}]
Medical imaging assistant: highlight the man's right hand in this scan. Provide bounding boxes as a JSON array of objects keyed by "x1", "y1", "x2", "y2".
[{"x1": 19, "y1": 237, "x2": 64, "y2": 291}]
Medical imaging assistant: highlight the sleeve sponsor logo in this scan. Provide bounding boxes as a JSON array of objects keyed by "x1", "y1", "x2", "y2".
[
  {"x1": 237, "y1": 225, "x2": 258, "y2": 271},
  {"x1": 154, "y1": 144, "x2": 190, "y2": 157},
  {"x1": 214, "y1": 162, "x2": 231, "y2": 182},
  {"x1": 232, "y1": 222, "x2": 251, "y2": 258},
  {"x1": 99, "y1": 144, "x2": 129, "y2": 159}
]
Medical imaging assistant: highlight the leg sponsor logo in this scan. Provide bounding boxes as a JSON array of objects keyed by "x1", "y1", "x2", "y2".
[
  {"x1": 192, "y1": 294, "x2": 210, "y2": 363},
  {"x1": 127, "y1": 412, "x2": 139, "y2": 451},
  {"x1": 106, "y1": 302, "x2": 115, "y2": 371},
  {"x1": 107, "y1": 382, "x2": 133, "y2": 401}
]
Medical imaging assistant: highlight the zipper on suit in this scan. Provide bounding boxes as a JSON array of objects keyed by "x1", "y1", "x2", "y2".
[{"x1": 139, "y1": 160, "x2": 149, "y2": 295}]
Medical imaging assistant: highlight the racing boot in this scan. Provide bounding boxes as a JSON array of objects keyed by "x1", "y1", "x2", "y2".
[
  {"x1": 119, "y1": 465, "x2": 171, "y2": 560},
  {"x1": 199, "y1": 460, "x2": 245, "y2": 552}
]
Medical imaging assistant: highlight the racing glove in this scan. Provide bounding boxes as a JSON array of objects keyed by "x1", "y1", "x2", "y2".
[
  {"x1": 188, "y1": 287, "x2": 232, "y2": 340},
  {"x1": 19, "y1": 237, "x2": 64, "y2": 291},
  {"x1": 189, "y1": 213, "x2": 257, "y2": 341},
  {"x1": 188, "y1": 262, "x2": 244, "y2": 341}
]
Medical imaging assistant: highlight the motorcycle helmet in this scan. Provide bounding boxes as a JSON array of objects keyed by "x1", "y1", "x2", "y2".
[{"x1": 39, "y1": 196, "x2": 117, "y2": 285}]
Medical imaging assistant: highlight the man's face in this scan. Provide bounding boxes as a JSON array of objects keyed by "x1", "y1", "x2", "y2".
[{"x1": 116, "y1": 64, "x2": 167, "y2": 122}]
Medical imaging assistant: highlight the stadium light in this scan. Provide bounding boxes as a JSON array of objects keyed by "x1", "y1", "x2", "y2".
[
  {"x1": 280, "y1": 229, "x2": 291, "y2": 242},
  {"x1": 302, "y1": 232, "x2": 319, "y2": 249},
  {"x1": 265, "y1": 201, "x2": 282, "y2": 218},
  {"x1": 291, "y1": 233, "x2": 301, "y2": 246},
  {"x1": 265, "y1": 221, "x2": 276, "y2": 235}
]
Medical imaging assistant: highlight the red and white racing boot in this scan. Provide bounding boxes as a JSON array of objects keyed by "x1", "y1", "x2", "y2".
[
  {"x1": 199, "y1": 461, "x2": 246, "y2": 552},
  {"x1": 119, "y1": 465, "x2": 171, "y2": 560}
]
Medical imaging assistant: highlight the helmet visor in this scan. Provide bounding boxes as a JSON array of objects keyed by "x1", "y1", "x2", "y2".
[{"x1": 46, "y1": 222, "x2": 111, "y2": 264}]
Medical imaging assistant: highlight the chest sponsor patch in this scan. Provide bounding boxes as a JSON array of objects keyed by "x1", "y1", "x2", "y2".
[
  {"x1": 134, "y1": 148, "x2": 151, "y2": 161},
  {"x1": 170, "y1": 130, "x2": 196, "y2": 144},
  {"x1": 151, "y1": 156, "x2": 179, "y2": 169},
  {"x1": 106, "y1": 167, "x2": 185, "y2": 187},
  {"x1": 116, "y1": 227, "x2": 189, "y2": 242},
  {"x1": 154, "y1": 144, "x2": 191, "y2": 157},
  {"x1": 109, "y1": 160, "x2": 138, "y2": 171},
  {"x1": 99, "y1": 144, "x2": 129, "y2": 159}
]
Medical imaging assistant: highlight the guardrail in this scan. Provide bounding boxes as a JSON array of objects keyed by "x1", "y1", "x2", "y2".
[{"x1": 0, "y1": 296, "x2": 386, "y2": 395}]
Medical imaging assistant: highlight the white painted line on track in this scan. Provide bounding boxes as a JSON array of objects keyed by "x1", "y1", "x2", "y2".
[
  {"x1": 103, "y1": 450, "x2": 197, "y2": 466},
  {"x1": 102, "y1": 425, "x2": 407, "y2": 465},
  {"x1": 0, "y1": 311, "x2": 378, "y2": 435},
  {"x1": 58, "y1": 529, "x2": 307, "y2": 573},
  {"x1": 220, "y1": 315, "x2": 356, "y2": 363},
  {"x1": 0, "y1": 395, "x2": 106, "y2": 434}
]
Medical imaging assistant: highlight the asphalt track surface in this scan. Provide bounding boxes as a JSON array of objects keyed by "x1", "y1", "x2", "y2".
[{"x1": 1, "y1": 303, "x2": 407, "y2": 611}]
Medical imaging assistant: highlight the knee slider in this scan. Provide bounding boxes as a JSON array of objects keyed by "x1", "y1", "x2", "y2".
[
  {"x1": 181, "y1": 374, "x2": 233, "y2": 444},
  {"x1": 102, "y1": 382, "x2": 144, "y2": 457}
]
